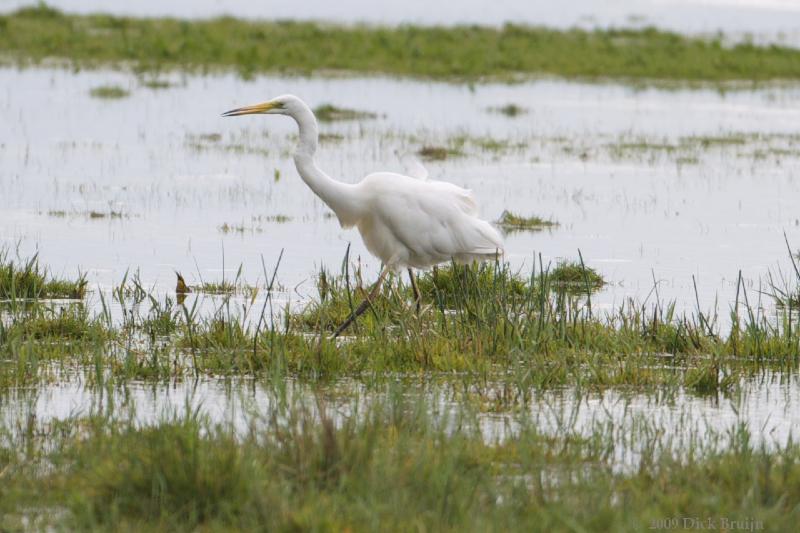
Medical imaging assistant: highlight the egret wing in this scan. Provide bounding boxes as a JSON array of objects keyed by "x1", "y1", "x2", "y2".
[
  {"x1": 369, "y1": 176, "x2": 503, "y2": 267},
  {"x1": 396, "y1": 151, "x2": 429, "y2": 181}
]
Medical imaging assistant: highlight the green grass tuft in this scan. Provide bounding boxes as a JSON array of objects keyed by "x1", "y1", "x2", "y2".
[
  {"x1": 88, "y1": 85, "x2": 129, "y2": 99},
  {"x1": 497, "y1": 210, "x2": 558, "y2": 231},
  {"x1": 488, "y1": 103, "x2": 527, "y2": 117},
  {"x1": 0, "y1": 251, "x2": 87, "y2": 300},
  {"x1": 312, "y1": 104, "x2": 378, "y2": 122},
  {"x1": 417, "y1": 145, "x2": 463, "y2": 161},
  {"x1": 2, "y1": 304, "x2": 106, "y2": 342},
  {"x1": 548, "y1": 260, "x2": 605, "y2": 290}
]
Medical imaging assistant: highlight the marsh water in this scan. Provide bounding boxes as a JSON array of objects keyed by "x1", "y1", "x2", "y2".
[
  {"x1": 3, "y1": 65, "x2": 800, "y2": 462},
  {"x1": 2, "y1": 68, "x2": 799, "y2": 316},
  {"x1": 3, "y1": 370, "x2": 800, "y2": 471}
]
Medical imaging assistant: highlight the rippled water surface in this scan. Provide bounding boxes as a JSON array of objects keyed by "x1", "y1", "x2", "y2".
[
  {"x1": 3, "y1": 370, "x2": 798, "y2": 470},
  {"x1": 2, "y1": 68, "x2": 800, "y2": 317}
]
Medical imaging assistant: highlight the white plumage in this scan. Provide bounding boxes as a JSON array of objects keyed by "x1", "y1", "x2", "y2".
[
  {"x1": 355, "y1": 172, "x2": 504, "y2": 269},
  {"x1": 223, "y1": 94, "x2": 504, "y2": 272}
]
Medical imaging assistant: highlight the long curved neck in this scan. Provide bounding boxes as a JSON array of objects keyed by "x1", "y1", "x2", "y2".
[{"x1": 289, "y1": 104, "x2": 360, "y2": 226}]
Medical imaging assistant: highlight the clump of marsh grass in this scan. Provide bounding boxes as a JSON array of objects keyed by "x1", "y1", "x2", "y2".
[
  {"x1": 417, "y1": 145, "x2": 463, "y2": 161},
  {"x1": 87, "y1": 210, "x2": 125, "y2": 219},
  {"x1": 218, "y1": 215, "x2": 292, "y2": 234},
  {"x1": 684, "y1": 357, "x2": 737, "y2": 395},
  {"x1": 195, "y1": 133, "x2": 222, "y2": 142},
  {"x1": 185, "y1": 132, "x2": 271, "y2": 157},
  {"x1": 497, "y1": 210, "x2": 558, "y2": 232},
  {"x1": 1, "y1": 303, "x2": 106, "y2": 342},
  {"x1": 140, "y1": 296, "x2": 181, "y2": 338},
  {"x1": 407, "y1": 134, "x2": 525, "y2": 160},
  {"x1": 174, "y1": 268, "x2": 258, "y2": 297},
  {"x1": 294, "y1": 261, "x2": 531, "y2": 334},
  {"x1": 0, "y1": 250, "x2": 87, "y2": 299},
  {"x1": 197, "y1": 281, "x2": 257, "y2": 297},
  {"x1": 487, "y1": 103, "x2": 527, "y2": 117},
  {"x1": 89, "y1": 85, "x2": 129, "y2": 99},
  {"x1": 417, "y1": 262, "x2": 530, "y2": 306},
  {"x1": 319, "y1": 133, "x2": 345, "y2": 143},
  {"x1": 767, "y1": 237, "x2": 800, "y2": 308},
  {"x1": 218, "y1": 222, "x2": 263, "y2": 234},
  {"x1": 548, "y1": 260, "x2": 605, "y2": 291},
  {"x1": 65, "y1": 414, "x2": 255, "y2": 528},
  {"x1": 140, "y1": 78, "x2": 177, "y2": 90},
  {"x1": 312, "y1": 104, "x2": 378, "y2": 122}
]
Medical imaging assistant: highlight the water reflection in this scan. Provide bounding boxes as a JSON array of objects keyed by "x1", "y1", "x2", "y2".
[{"x1": 2, "y1": 371, "x2": 797, "y2": 470}]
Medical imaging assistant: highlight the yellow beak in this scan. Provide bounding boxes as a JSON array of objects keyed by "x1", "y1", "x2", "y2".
[{"x1": 221, "y1": 101, "x2": 278, "y2": 117}]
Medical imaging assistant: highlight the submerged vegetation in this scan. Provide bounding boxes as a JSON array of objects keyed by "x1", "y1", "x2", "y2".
[
  {"x1": 408, "y1": 134, "x2": 527, "y2": 160},
  {"x1": 606, "y1": 131, "x2": 800, "y2": 160},
  {"x1": 45, "y1": 209, "x2": 127, "y2": 219},
  {"x1": 417, "y1": 145, "x2": 464, "y2": 161},
  {"x1": 312, "y1": 104, "x2": 378, "y2": 122},
  {"x1": 3, "y1": 6, "x2": 800, "y2": 83},
  {"x1": 218, "y1": 215, "x2": 293, "y2": 234},
  {"x1": 488, "y1": 103, "x2": 527, "y2": 117}
]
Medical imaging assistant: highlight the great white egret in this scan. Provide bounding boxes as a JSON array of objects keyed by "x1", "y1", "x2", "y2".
[{"x1": 223, "y1": 95, "x2": 504, "y2": 336}]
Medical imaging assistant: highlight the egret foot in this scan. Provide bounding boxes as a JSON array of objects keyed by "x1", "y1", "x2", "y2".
[{"x1": 331, "y1": 267, "x2": 389, "y2": 339}]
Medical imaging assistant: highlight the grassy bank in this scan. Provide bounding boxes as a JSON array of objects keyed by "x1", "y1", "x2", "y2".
[
  {"x1": 2, "y1": 251, "x2": 800, "y2": 393},
  {"x1": 2, "y1": 5, "x2": 800, "y2": 82}
]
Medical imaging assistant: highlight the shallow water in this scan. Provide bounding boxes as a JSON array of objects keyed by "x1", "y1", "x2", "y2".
[
  {"x1": 2, "y1": 0, "x2": 799, "y2": 45},
  {"x1": 2, "y1": 67, "x2": 800, "y2": 322},
  {"x1": 2, "y1": 370, "x2": 797, "y2": 471}
]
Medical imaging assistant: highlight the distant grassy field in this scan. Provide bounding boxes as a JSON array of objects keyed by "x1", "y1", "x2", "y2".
[{"x1": 2, "y1": 5, "x2": 800, "y2": 82}]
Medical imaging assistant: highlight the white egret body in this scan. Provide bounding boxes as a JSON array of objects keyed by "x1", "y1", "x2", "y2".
[
  {"x1": 223, "y1": 95, "x2": 503, "y2": 269},
  {"x1": 223, "y1": 95, "x2": 504, "y2": 335}
]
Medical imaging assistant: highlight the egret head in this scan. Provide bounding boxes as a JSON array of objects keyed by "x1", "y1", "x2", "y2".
[{"x1": 222, "y1": 94, "x2": 305, "y2": 118}]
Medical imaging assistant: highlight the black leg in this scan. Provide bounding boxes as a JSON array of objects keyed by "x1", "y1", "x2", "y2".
[
  {"x1": 331, "y1": 267, "x2": 388, "y2": 338},
  {"x1": 408, "y1": 268, "x2": 421, "y2": 313}
]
